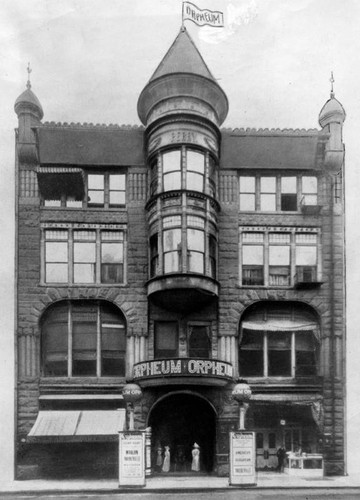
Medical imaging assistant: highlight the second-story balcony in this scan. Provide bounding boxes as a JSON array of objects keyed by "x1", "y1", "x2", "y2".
[{"x1": 133, "y1": 357, "x2": 234, "y2": 388}]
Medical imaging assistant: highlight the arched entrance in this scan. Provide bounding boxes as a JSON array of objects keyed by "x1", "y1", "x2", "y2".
[{"x1": 148, "y1": 392, "x2": 216, "y2": 474}]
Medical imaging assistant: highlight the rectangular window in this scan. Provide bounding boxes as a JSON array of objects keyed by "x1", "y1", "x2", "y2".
[
  {"x1": 186, "y1": 150, "x2": 205, "y2": 193},
  {"x1": 101, "y1": 231, "x2": 124, "y2": 283},
  {"x1": 242, "y1": 233, "x2": 264, "y2": 285},
  {"x1": 239, "y1": 175, "x2": 318, "y2": 212},
  {"x1": 268, "y1": 332, "x2": 292, "y2": 376},
  {"x1": 240, "y1": 228, "x2": 319, "y2": 287},
  {"x1": 43, "y1": 226, "x2": 125, "y2": 284},
  {"x1": 239, "y1": 330, "x2": 264, "y2": 376},
  {"x1": 302, "y1": 177, "x2": 318, "y2": 206},
  {"x1": 154, "y1": 322, "x2": 178, "y2": 358},
  {"x1": 281, "y1": 177, "x2": 297, "y2": 211},
  {"x1": 163, "y1": 228, "x2": 181, "y2": 273},
  {"x1": 163, "y1": 150, "x2": 181, "y2": 191},
  {"x1": 187, "y1": 228, "x2": 205, "y2": 273},
  {"x1": 150, "y1": 234, "x2": 159, "y2": 278},
  {"x1": 239, "y1": 176, "x2": 256, "y2": 211},
  {"x1": 45, "y1": 230, "x2": 69, "y2": 283},
  {"x1": 87, "y1": 173, "x2": 126, "y2": 208},
  {"x1": 260, "y1": 177, "x2": 276, "y2": 211}
]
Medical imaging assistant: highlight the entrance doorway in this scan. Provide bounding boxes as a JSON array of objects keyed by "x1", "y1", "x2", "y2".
[
  {"x1": 256, "y1": 430, "x2": 279, "y2": 469},
  {"x1": 148, "y1": 392, "x2": 216, "y2": 474}
]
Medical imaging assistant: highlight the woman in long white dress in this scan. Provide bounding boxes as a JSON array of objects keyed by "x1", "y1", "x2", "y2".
[
  {"x1": 191, "y1": 443, "x2": 200, "y2": 472},
  {"x1": 162, "y1": 446, "x2": 171, "y2": 472}
]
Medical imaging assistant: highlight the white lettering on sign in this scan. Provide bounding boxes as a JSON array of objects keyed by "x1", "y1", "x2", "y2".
[{"x1": 133, "y1": 359, "x2": 233, "y2": 380}]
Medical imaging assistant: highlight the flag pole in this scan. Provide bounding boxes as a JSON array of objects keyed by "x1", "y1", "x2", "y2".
[{"x1": 181, "y1": 1, "x2": 185, "y2": 30}]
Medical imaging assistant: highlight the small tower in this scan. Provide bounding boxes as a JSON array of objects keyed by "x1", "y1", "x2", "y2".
[
  {"x1": 138, "y1": 27, "x2": 228, "y2": 311},
  {"x1": 14, "y1": 64, "x2": 43, "y2": 164},
  {"x1": 319, "y1": 73, "x2": 345, "y2": 171}
]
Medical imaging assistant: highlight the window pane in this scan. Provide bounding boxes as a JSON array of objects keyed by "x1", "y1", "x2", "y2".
[
  {"x1": 187, "y1": 229, "x2": 204, "y2": 252},
  {"x1": 302, "y1": 194, "x2": 318, "y2": 205},
  {"x1": 281, "y1": 177, "x2": 297, "y2": 193},
  {"x1": 187, "y1": 216, "x2": 205, "y2": 228},
  {"x1": 44, "y1": 200, "x2": 61, "y2": 207},
  {"x1": 45, "y1": 230, "x2": 68, "y2": 240},
  {"x1": 187, "y1": 151, "x2": 204, "y2": 173},
  {"x1": 72, "y1": 305, "x2": 97, "y2": 376},
  {"x1": 240, "y1": 330, "x2": 263, "y2": 376},
  {"x1": 110, "y1": 174, "x2": 125, "y2": 190},
  {"x1": 268, "y1": 332, "x2": 291, "y2": 376},
  {"x1": 296, "y1": 233, "x2": 317, "y2": 244},
  {"x1": 269, "y1": 233, "x2": 290, "y2": 244},
  {"x1": 74, "y1": 230, "x2": 96, "y2": 241},
  {"x1": 155, "y1": 322, "x2": 178, "y2": 358},
  {"x1": 101, "y1": 323, "x2": 126, "y2": 376},
  {"x1": 74, "y1": 242, "x2": 96, "y2": 263},
  {"x1": 302, "y1": 176, "x2": 317, "y2": 193},
  {"x1": 74, "y1": 264, "x2": 96, "y2": 283},
  {"x1": 187, "y1": 172, "x2": 204, "y2": 192},
  {"x1": 189, "y1": 326, "x2": 210, "y2": 358},
  {"x1": 101, "y1": 243, "x2": 123, "y2": 263},
  {"x1": 163, "y1": 150, "x2": 181, "y2": 173},
  {"x1": 296, "y1": 246, "x2": 317, "y2": 266},
  {"x1": 163, "y1": 229, "x2": 181, "y2": 251},
  {"x1": 46, "y1": 263, "x2": 68, "y2": 283},
  {"x1": 243, "y1": 232, "x2": 264, "y2": 243},
  {"x1": 261, "y1": 177, "x2": 276, "y2": 192},
  {"x1": 240, "y1": 194, "x2": 255, "y2": 211},
  {"x1": 261, "y1": 194, "x2": 276, "y2": 211},
  {"x1": 164, "y1": 172, "x2": 181, "y2": 190},
  {"x1": 269, "y1": 245, "x2": 290, "y2": 265},
  {"x1": 281, "y1": 193, "x2": 297, "y2": 211},
  {"x1": 43, "y1": 307, "x2": 68, "y2": 376},
  {"x1": 240, "y1": 176, "x2": 255, "y2": 193},
  {"x1": 46, "y1": 242, "x2": 68, "y2": 262},
  {"x1": 163, "y1": 216, "x2": 181, "y2": 228},
  {"x1": 88, "y1": 190, "x2": 104, "y2": 205},
  {"x1": 243, "y1": 245, "x2": 263, "y2": 265},
  {"x1": 101, "y1": 264, "x2": 123, "y2": 283},
  {"x1": 110, "y1": 191, "x2": 125, "y2": 206},
  {"x1": 164, "y1": 252, "x2": 180, "y2": 273},
  {"x1": 88, "y1": 175, "x2": 104, "y2": 189},
  {"x1": 269, "y1": 266, "x2": 290, "y2": 286},
  {"x1": 188, "y1": 251, "x2": 204, "y2": 273}
]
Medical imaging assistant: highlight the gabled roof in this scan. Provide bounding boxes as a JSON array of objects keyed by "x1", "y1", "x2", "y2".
[{"x1": 149, "y1": 27, "x2": 215, "y2": 82}]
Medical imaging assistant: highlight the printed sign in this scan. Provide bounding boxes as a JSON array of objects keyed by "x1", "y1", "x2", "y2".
[
  {"x1": 119, "y1": 431, "x2": 145, "y2": 487},
  {"x1": 229, "y1": 431, "x2": 256, "y2": 486},
  {"x1": 133, "y1": 358, "x2": 233, "y2": 381}
]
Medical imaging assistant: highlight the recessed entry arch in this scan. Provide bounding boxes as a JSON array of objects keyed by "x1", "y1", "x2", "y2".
[{"x1": 147, "y1": 391, "x2": 217, "y2": 474}]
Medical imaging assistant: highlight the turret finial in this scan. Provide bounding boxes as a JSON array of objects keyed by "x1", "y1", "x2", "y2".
[
  {"x1": 26, "y1": 62, "x2": 32, "y2": 90},
  {"x1": 330, "y1": 71, "x2": 335, "y2": 98}
]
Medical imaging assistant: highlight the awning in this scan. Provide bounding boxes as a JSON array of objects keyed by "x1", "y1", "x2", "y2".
[
  {"x1": 241, "y1": 318, "x2": 318, "y2": 332},
  {"x1": 27, "y1": 410, "x2": 126, "y2": 443},
  {"x1": 36, "y1": 167, "x2": 85, "y2": 200}
]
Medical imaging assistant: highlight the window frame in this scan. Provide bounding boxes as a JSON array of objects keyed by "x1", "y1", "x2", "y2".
[
  {"x1": 239, "y1": 227, "x2": 321, "y2": 287},
  {"x1": 239, "y1": 329, "x2": 318, "y2": 378},
  {"x1": 87, "y1": 173, "x2": 126, "y2": 209},
  {"x1": 239, "y1": 174, "x2": 319, "y2": 213},
  {"x1": 42, "y1": 224, "x2": 126, "y2": 285},
  {"x1": 42, "y1": 301, "x2": 126, "y2": 378}
]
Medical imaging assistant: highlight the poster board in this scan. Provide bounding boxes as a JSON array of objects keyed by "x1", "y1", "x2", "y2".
[
  {"x1": 119, "y1": 431, "x2": 146, "y2": 487},
  {"x1": 229, "y1": 431, "x2": 256, "y2": 486}
]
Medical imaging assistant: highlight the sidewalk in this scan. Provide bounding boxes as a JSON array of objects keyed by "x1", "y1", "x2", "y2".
[{"x1": 1, "y1": 472, "x2": 360, "y2": 494}]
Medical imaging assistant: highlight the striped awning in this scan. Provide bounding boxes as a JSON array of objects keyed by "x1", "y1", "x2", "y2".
[
  {"x1": 35, "y1": 166, "x2": 84, "y2": 175},
  {"x1": 27, "y1": 410, "x2": 126, "y2": 443},
  {"x1": 35, "y1": 167, "x2": 85, "y2": 200}
]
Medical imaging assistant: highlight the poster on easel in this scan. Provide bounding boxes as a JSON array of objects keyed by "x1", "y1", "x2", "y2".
[
  {"x1": 119, "y1": 431, "x2": 146, "y2": 487},
  {"x1": 229, "y1": 431, "x2": 256, "y2": 486}
]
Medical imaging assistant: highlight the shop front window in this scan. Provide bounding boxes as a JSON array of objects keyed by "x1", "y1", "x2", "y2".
[{"x1": 154, "y1": 322, "x2": 178, "y2": 358}]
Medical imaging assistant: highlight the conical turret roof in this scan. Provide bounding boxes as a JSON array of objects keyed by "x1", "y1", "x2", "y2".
[
  {"x1": 14, "y1": 85, "x2": 44, "y2": 120},
  {"x1": 149, "y1": 27, "x2": 215, "y2": 83}
]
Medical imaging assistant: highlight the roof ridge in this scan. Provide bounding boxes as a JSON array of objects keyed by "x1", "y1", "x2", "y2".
[
  {"x1": 42, "y1": 122, "x2": 144, "y2": 130},
  {"x1": 221, "y1": 127, "x2": 321, "y2": 135}
]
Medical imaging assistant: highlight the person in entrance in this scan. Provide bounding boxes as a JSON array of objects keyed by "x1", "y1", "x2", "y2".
[
  {"x1": 191, "y1": 443, "x2": 200, "y2": 472},
  {"x1": 276, "y1": 445, "x2": 286, "y2": 473},
  {"x1": 162, "y1": 446, "x2": 171, "y2": 472}
]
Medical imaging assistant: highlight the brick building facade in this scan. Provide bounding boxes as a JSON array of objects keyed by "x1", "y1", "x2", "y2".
[{"x1": 14, "y1": 28, "x2": 346, "y2": 479}]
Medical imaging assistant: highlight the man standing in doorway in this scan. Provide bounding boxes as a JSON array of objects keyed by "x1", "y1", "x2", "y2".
[{"x1": 276, "y1": 445, "x2": 286, "y2": 473}]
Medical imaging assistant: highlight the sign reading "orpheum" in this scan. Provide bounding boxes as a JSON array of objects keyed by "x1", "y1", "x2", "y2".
[{"x1": 133, "y1": 358, "x2": 233, "y2": 381}]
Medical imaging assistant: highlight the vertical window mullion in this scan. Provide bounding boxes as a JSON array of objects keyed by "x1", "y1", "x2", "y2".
[
  {"x1": 264, "y1": 231, "x2": 269, "y2": 286},
  {"x1": 96, "y1": 229, "x2": 101, "y2": 284},
  {"x1": 291, "y1": 332, "x2": 296, "y2": 377},
  {"x1": 255, "y1": 176, "x2": 260, "y2": 211},
  {"x1": 69, "y1": 229, "x2": 74, "y2": 284},
  {"x1": 276, "y1": 176, "x2": 281, "y2": 211},
  {"x1": 104, "y1": 175, "x2": 109, "y2": 208},
  {"x1": 96, "y1": 304, "x2": 101, "y2": 377},
  {"x1": 264, "y1": 333, "x2": 268, "y2": 377},
  {"x1": 290, "y1": 230, "x2": 296, "y2": 287},
  {"x1": 68, "y1": 302, "x2": 72, "y2": 377}
]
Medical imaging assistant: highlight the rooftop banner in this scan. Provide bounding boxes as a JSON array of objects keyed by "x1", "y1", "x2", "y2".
[{"x1": 183, "y1": 2, "x2": 224, "y2": 28}]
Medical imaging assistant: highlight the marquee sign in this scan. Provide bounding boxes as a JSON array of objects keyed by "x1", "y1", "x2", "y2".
[{"x1": 133, "y1": 358, "x2": 233, "y2": 381}]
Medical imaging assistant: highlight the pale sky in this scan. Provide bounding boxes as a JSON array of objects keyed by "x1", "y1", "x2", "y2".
[{"x1": 1, "y1": 0, "x2": 359, "y2": 481}]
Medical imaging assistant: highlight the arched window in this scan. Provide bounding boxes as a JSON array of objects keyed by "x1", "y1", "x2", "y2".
[
  {"x1": 239, "y1": 302, "x2": 319, "y2": 378},
  {"x1": 42, "y1": 300, "x2": 126, "y2": 377}
]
